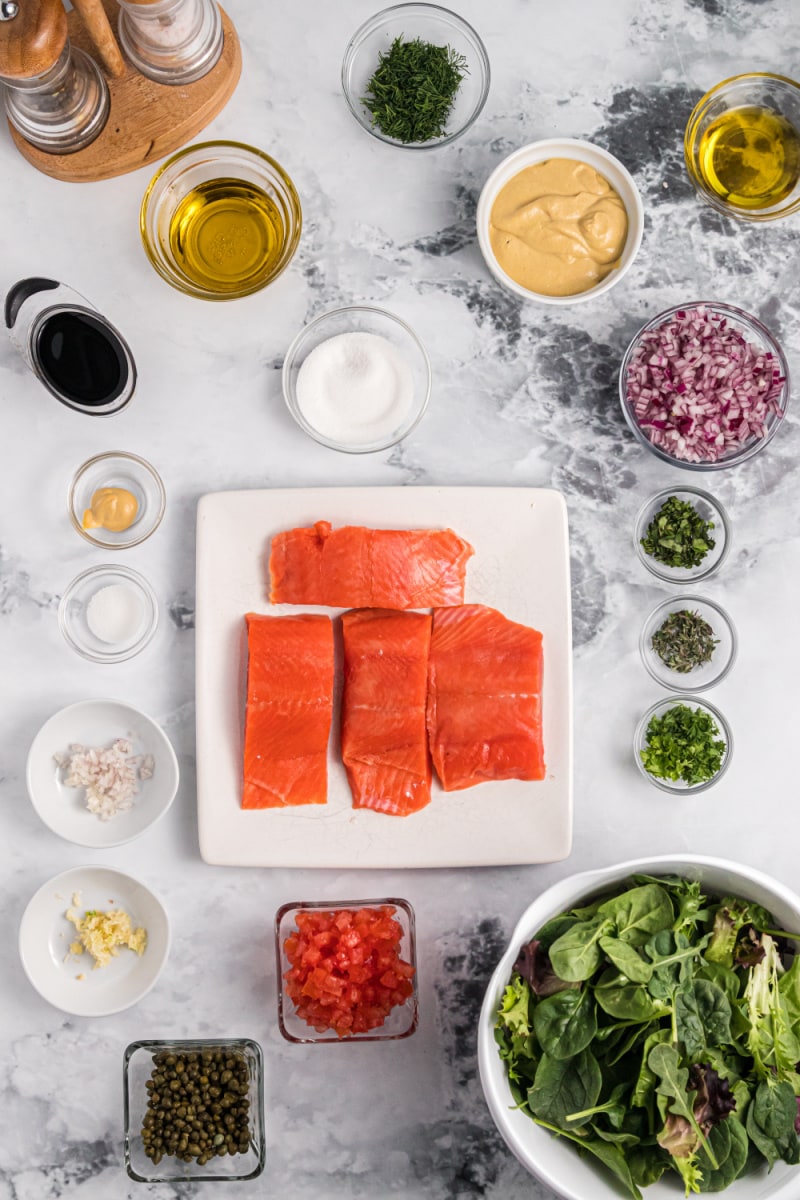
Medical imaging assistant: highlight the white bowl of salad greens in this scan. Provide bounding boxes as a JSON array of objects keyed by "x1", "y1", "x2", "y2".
[{"x1": 478, "y1": 856, "x2": 800, "y2": 1200}]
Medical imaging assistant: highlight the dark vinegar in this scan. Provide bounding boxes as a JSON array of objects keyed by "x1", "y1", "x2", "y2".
[{"x1": 37, "y1": 311, "x2": 127, "y2": 406}]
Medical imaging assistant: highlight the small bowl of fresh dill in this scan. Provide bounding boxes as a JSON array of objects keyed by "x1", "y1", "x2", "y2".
[{"x1": 342, "y1": 3, "x2": 490, "y2": 149}]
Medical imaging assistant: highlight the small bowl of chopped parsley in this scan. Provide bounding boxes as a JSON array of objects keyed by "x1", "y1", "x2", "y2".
[
  {"x1": 640, "y1": 594, "x2": 737, "y2": 691},
  {"x1": 634, "y1": 695, "x2": 732, "y2": 793},
  {"x1": 342, "y1": 4, "x2": 490, "y2": 148},
  {"x1": 634, "y1": 486, "x2": 730, "y2": 583}
]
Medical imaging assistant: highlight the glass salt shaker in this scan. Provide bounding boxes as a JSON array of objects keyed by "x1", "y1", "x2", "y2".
[
  {"x1": 117, "y1": 0, "x2": 223, "y2": 85},
  {"x1": 0, "y1": 0, "x2": 109, "y2": 153}
]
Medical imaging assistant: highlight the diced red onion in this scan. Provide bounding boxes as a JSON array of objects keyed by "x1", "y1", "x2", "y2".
[{"x1": 624, "y1": 306, "x2": 785, "y2": 464}]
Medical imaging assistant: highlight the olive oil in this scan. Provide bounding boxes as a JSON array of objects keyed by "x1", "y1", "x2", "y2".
[
  {"x1": 697, "y1": 105, "x2": 800, "y2": 210},
  {"x1": 168, "y1": 178, "x2": 287, "y2": 294}
]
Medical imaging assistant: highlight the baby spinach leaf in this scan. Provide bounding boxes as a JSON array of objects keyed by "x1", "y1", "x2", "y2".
[
  {"x1": 532, "y1": 1119, "x2": 643, "y2": 1200},
  {"x1": 752, "y1": 1078, "x2": 797, "y2": 1141},
  {"x1": 697, "y1": 1117, "x2": 732, "y2": 1173},
  {"x1": 632, "y1": 1028, "x2": 671, "y2": 1108},
  {"x1": 535, "y1": 914, "x2": 578, "y2": 950},
  {"x1": 592, "y1": 1125, "x2": 641, "y2": 1149},
  {"x1": 528, "y1": 1049, "x2": 602, "y2": 1129},
  {"x1": 549, "y1": 916, "x2": 613, "y2": 983},
  {"x1": 698, "y1": 1117, "x2": 748, "y2": 1192},
  {"x1": 595, "y1": 969, "x2": 671, "y2": 1023},
  {"x1": 675, "y1": 979, "x2": 732, "y2": 1059},
  {"x1": 599, "y1": 884, "x2": 675, "y2": 947},
  {"x1": 533, "y1": 987, "x2": 596, "y2": 1060},
  {"x1": 566, "y1": 1082, "x2": 629, "y2": 1128},
  {"x1": 600, "y1": 936, "x2": 653, "y2": 983},
  {"x1": 695, "y1": 961, "x2": 741, "y2": 1006},
  {"x1": 628, "y1": 1144, "x2": 669, "y2": 1187},
  {"x1": 606, "y1": 1022, "x2": 653, "y2": 1068}
]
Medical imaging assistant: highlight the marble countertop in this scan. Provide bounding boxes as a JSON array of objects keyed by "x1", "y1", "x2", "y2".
[{"x1": 1, "y1": 0, "x2": 799, "y2": 1196}]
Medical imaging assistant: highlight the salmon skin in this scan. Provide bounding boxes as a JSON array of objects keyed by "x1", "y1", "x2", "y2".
[
  {"x1": 242, "y1": 613, "x2": 334, "y2": 808},
  {"x1": 426, "y1": 605, "x2": 545, "y2": 791},
  {"x1": 269, "y1": 521, "x2": 474, "y2": 609},
  {"x1": 341, "y1": 609, "x2": 432, "y2": 816}
]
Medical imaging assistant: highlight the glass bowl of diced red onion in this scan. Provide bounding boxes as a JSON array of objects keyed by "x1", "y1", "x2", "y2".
[{"x1": 619, "y1": 301, "x2": 789, "y2": 469}]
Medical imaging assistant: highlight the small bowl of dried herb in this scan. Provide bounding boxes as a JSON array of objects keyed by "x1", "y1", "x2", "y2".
[
  {"x1": 634, "y1": 695, "x2": 732, "y2": 794},
  {"x1": 634, "y1": 486, "x2": 730, "y2": 583},
  {"x1": 341, "y1": 4, "x2": 490, "y2": 149},
  {"x1": 640, "y1": 594, "x2": 737, "y2": 691}
]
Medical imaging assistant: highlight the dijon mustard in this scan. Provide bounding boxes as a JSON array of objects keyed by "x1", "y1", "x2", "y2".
[
  {"x1": 82, "y1": 486, "x2": 139, "y2": 533},
  {"x1": 489, "y1": 158, "x2": 628, "y2": 297}
]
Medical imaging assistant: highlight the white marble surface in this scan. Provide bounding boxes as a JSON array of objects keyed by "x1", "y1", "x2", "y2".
[{"x1": 1, "y1": 1, "x2": 799, "y2": 1196}]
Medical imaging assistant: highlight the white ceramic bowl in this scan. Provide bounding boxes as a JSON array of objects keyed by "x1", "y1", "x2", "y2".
[
  {"x1": 476, "y1": 138, "x2": 644, "y2": 305},
  {"x1": 478, "y1": 854, "x2": 800, "y2": 1200},
  {"x1": 26, "y1": 699, "x2": 179, "y2": 848},
  {"x1": 19, "y1": 865, "x2": 170, "y2": 1017}
]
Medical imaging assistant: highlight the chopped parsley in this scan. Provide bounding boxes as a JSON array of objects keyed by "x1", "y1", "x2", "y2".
[{"x1": 640, "y1": 703, "x2": 726, "y2": 785}]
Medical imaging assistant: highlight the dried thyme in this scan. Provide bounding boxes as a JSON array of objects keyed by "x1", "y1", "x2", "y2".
[{"x1": 651, "y1": 609, "x2": 718, "y2": 673}]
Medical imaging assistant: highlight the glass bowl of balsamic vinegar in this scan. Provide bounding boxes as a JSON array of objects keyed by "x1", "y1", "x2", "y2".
[
  {"x1": 140, "y1": 140, "x2": 302, "y2": 300},
  {"x1": 685, "y1": 72, "x2": 800, "y2": 221}
]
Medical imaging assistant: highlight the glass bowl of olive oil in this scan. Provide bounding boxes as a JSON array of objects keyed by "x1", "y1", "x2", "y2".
[
  {"x1": 685, "y1": 72, "x2": 800, "y2": 221},
  {"x1": 140, "y1": 141, "x2": 302, "y2": 300}
]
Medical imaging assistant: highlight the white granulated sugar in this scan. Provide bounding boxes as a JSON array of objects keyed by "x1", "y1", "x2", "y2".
[{"x1": 295, "y1": 331, "x2": 415, "y2": 446}]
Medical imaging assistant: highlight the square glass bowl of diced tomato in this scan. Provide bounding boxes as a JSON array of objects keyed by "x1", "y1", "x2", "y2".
[{"x1": 275, "y1": 899, "x2": 418, "y2": 1043}]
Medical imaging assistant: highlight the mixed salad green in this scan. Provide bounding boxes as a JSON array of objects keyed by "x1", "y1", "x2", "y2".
[{"x1": 495, "y1": 876, "x2": 800, "y2": 1197}]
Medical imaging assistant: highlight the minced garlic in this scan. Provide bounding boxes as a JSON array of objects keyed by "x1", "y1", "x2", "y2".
[{"x1": 65, "y1": 907, "x2": 147, "y2": 969}]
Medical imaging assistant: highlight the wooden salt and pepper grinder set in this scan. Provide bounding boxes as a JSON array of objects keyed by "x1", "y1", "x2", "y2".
[{"x1": 0, "y1": 0, "x2": 241, "y2": 181}]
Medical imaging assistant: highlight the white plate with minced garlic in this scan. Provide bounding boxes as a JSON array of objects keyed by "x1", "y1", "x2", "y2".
[
  {"x1": 19, "y1": 866, "x2": 170, "y2": 1017},
  {"x1": 26, "y1": 699, "x2": 179, "y2": 848}
]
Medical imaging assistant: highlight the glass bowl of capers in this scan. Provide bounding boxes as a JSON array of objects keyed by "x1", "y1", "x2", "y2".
[{"x1": 123, "y1": 1039, "x2": 265, "y2": 1182}]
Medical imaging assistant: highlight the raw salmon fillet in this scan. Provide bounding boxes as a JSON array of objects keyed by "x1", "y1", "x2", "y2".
[
  {"x1": 269, "y1": 521, "x2": 474, "y2": 609},
  {"x1": 243, "y1": 613, "x2": 334, "y2": 808},
  {"x1": 427, "y1": 605, "x2": 545, "y2": 791},
  {"x1": 341, "y1": 609, "x2": 432, "y2": 816}
]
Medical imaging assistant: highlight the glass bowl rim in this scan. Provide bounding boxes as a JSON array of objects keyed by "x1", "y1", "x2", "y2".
[
  {"x1": 58, "y1": 563, "x2": 159, "y2": 663},
  {"x1": 684, "y1": 72, "x2": 800, "y2": 222},
  {"x1": 618, "y1": 300, "x2": 790, "y2": 470},
  {"x1": 275, "y1": 896, "x2": 418, "y2": 1043},
  {"x1": 639, "y1": 593, "x2": 738, "y2": 692},
  {"x1": 633, "y1": 485, "x2": 731, "y2": 583},
  {"x1": 281, "y1": 304, "x2": 432, "y2": 453},
  {"x1": 341, "y1": 1, "x2": 491, "y2": 150},
  {"x1": 634, "y1": 693, "x2": 733, "y2": 795},
  {"x1": 123, "y1": 1037, "x2": 265, "y2": 1183},
  {"x1": 68, "y1": 450, "x2": 166, "y2": 549},
  {"x1": 139, "y1": 139, "x2": 303, "y2": 301}
]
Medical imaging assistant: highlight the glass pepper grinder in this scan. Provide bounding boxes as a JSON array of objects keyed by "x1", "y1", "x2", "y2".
[
  {"x1": 117, "y1": 0, "x2": 223, "y2": 85},
  {"x1": 0, "y1": 0, "x2": 109, "y2": 154}
]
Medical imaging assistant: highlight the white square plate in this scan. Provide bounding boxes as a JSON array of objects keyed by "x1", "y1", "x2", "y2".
[{"x1": 195, "y1": 487, "x2": 572, "y2": 868}]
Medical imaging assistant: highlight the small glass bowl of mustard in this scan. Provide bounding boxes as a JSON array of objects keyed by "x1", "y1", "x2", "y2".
[
  {"x1": 476, "y1": 138, "x2": 644, "y2": 306},
  {"x1": 69, "y1": 452, "x2": 165, "y2": 550},
  {"x1": 685, "y1": 73, "x2": 800, "y2": 222}
]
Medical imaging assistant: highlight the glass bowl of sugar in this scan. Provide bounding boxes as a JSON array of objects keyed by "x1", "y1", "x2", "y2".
[{"x1": 282, "y1": 306, "x2": 431, "y2": 453}]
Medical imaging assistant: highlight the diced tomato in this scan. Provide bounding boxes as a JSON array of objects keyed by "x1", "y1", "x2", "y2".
[{"x1": 282, "y1": 905, "x2": 415, "y2": 1038}]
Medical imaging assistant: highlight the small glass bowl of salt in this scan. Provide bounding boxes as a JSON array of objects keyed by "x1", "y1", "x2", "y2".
[
  {"x1": 59, "y1": 565, "x2": 159, "y2": 663},
  {"x1": 282, "y1": 305, "x2": 431, "y2": 453}
]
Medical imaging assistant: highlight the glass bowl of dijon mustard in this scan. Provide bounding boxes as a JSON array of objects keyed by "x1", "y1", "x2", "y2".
[
  {"x1": 69, "y1": 452, "x2": 166, "y2": 549},
  {"x1": 476, "y1": 138, "x2": 644, "y2": 306}
]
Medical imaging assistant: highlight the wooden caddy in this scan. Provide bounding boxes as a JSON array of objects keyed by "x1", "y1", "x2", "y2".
[{"x1": 5, "y1": 0, "x2": 241, "y2": 182}]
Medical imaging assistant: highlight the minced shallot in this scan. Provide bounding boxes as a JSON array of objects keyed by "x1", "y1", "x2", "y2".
[
  {"x1": 624, "y1": 306, "x2": 785, "y2": 464},
  {"x1": 54, "y1": 740, "x2": 154, "y2": 821}
]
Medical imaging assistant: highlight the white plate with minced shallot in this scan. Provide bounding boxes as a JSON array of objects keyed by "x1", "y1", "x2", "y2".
[{"x1": 26, "y1": 700, "x2": 179, "y2": 848}]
